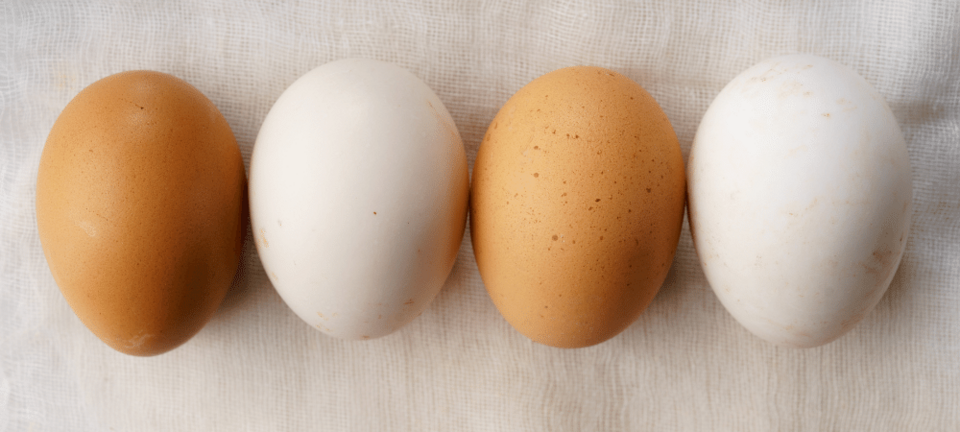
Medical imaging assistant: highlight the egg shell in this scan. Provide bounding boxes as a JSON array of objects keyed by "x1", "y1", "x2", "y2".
[
  {"x1": 36, "y1": 71, "x2": 246, "y2": 356},
  {"x1": 249, "y1": 58, "x2": 468, "y2": 340},
  {"x1": 471, "y1": 66, "x2": 686, "y2": 348},
  {"x1": 687, "y1": 54, "x2": 913, "y2": 348}
]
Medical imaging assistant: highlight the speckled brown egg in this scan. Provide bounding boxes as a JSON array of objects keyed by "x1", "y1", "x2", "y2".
[
  {"x1": 471, "y1": 66, "x2": 685, "y2": 348},
  {"x1": 36, "y1": 71, "x2": 246, "y2": 356}
]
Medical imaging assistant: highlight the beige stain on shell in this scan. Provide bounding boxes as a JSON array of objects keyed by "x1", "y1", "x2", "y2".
[{"x1": 471, "y1": 66, "x2": 686, "y2": 348}]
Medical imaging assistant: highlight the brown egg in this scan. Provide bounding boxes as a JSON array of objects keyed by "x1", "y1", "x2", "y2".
[
  {"x1": 471, "y1": 66, "x2": 685, "y2": 348},
  {"x1": 36, "y1": 71, "x2": 246, "y2": 356}
]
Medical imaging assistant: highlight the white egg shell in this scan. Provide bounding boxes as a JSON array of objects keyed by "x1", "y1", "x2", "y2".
[
  {"x1": 249, "y1": 58, "x2": 468, "y2": 340},
  {"x1": 688, "y1": 54, "x2": 912, "y2": 348}
]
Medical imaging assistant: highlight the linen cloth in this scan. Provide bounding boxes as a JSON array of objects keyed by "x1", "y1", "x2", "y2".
[{"x1": 2, "y1": 1, "x2": 959, "y2": 430}]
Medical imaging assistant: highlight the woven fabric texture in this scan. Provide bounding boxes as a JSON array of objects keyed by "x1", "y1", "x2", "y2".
[{"x1": 2, "y1": 1, "x2": 959, "y2": 430}]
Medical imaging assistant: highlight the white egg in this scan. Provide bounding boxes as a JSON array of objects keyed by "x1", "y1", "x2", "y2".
[
  {"x1": 688, "y1": 54, "x2": 912, "y2": 348},
  {"x1": 249, "y1": 58, "x2": 468, "y2": 340}
]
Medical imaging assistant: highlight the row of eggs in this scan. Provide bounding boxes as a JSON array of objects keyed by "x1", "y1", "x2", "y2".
[{"x1": 36, "y1": 55, "x2": 913, "y2": 356}]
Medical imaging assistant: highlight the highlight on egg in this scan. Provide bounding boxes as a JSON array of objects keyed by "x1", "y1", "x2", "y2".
[
  {"x1": 36, "y1": 71, "x2": 247, "y2": 356},
  {"x1": 687, "y1": 54, "x2": 913, "y2": 348},
  {"x1": 249, "y1": 58, "x2": 468, "y2": 340},
  {"x1": 471, "y1": 66, "x2": 686, "y2": 348}
]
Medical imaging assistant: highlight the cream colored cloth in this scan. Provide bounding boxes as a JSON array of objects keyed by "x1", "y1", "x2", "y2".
[{"x1": 2, "y1": 1, "x2": 958, "y2": 430}]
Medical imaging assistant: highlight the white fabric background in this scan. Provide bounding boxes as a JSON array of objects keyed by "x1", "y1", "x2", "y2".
[{"x1": 2, "y1": 1, "x2": 959, "y2": 430}]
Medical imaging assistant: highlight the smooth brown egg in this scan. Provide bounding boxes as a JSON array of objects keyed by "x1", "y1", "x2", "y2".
[
  {"x1": 36, "y1": 71, "x2": 246, "y2": 356},
  {"x1": 471, "y1": 66, "x2": 685, "y2": 348}
]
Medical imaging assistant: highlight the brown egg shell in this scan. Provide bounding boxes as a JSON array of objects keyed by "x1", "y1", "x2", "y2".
[
  {"x1": 471, "y1": 66, "x2": 685, "y2": 348},
  {"x1": 36, "y1": 71, "x2": 246, "y2": 356}
]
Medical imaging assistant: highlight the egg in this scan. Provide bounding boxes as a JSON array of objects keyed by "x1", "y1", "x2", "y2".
[
  {"x1": 249, "y1": 59, "x2": 468, "y2": 340},
  {"x1": 687, "y1": 54, "x2": 913, "y2": 348},
  {"x1": 471, "y1": 66, "x2": 686, "y2": 348},
  {"x1": 36, "y1": 71, "x2": 246, "y2": 356}
]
